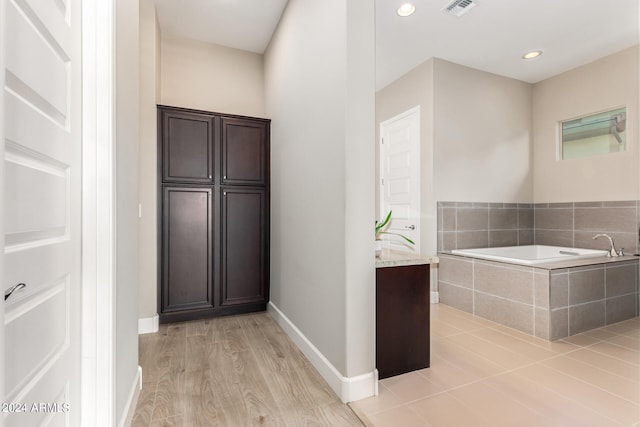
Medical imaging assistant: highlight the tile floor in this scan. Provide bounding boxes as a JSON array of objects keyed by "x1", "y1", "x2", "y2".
[{"x1": 350, "y1": 303, "x2": 640, "y2": 427}]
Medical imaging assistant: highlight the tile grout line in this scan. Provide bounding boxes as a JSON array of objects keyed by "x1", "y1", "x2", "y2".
[
  {"x1": 452, "y1": 310, "x2": 634, "y2": 406},
  {"x1": 476, "y1": 321, "x2": 637, "y2": 424},
  {"x1": 362, "y1": 304, "x2": 639, "y2": 426},
  {"x1": 489, "y1": 369, "x2": 629, "y2": 427},
  {"x1": 534, "y1": 357, "x2": 640, "y2": 407}
]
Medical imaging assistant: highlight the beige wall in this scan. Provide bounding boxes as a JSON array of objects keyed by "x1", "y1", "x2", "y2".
[
  {"x1": 376, "y1": 46, "x2": 639, "y2": 260},
  {"x1": 265, "y1": 0, "x2": 375, "y2": 396},
  {"x1": 138, "y1": 0, "x2": 159, "y2": 320},
  {"x1": 140, "y1": 0, "x2": 376, "y2": 400},
  {"x1": 138, "y1": 14, "x2": 268, "y2": 322},
  {"x1": 533, "y1": 46, "x2": 639, "y2": 202},
  {"x1": 376, "y1": 59, "x2": 436, "y2": 255},
  {"x1": 433, "y1": 59, "x2": 533, "y2": 203},
  {"x1": 377, "y1": 47, "x2": 639, "y2": 208},
  {"x1": 160, "y1": 35, "x2": 266, "y2": 117},
  {"x1": 375, "y1": 59, "x2": 533, "y2": 255}
]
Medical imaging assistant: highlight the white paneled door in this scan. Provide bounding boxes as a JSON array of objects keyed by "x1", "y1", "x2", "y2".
[
  {"x1": 3, "y1": 0, "x2": 82, "y2": 425},
  {"x1": 380, "y1": 107, "x2": 421, "y2": 253}
]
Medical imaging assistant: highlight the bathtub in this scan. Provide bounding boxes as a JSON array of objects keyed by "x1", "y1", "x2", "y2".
[
  {"x1": 451, "y1": 245, "x2": 608, "y2": 265},
  {"x1": 439, "y1": 247, "x2": 638, "y2": 340}
]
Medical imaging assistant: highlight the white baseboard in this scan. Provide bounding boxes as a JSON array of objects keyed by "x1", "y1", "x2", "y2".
[
  {"x1": 119, "y1": 365, "x2": 142, "y2": 427},
  {"x1": 267, "y1": 302, "x2": 376, "y2": 403},
  {"x1": 431, "y1": 291, "x2": 440, "y2": 304},
  {"x1": 138, "y1": 314, "x2": 159, "y2": 334}
]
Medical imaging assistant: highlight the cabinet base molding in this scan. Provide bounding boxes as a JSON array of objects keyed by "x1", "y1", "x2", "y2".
[
  {"x1": 159, "y1": 301, "x2": 267, "y2": 324},
  {"x1": 267, "y1": 301, "x2": 376, "y2": 403}
]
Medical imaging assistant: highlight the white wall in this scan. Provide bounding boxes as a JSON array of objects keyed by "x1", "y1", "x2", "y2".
[
  {"x1": 138, "y1": 0, "x2": 159, "y2": 321},
  {"x1": 265, "y1": 0, "x2": 376, "y2": 401},
  {"x1": 160, "y1": 35, "x2": 266, "y2": 117},
  {"x1": 533, "y1": 46, "x2": 639, "y2": 202},
  {"x1": 433, "y1": 59, "x2": 533, "y2": 203},
  {"x1": 115, "y1": 0, "x2": 140, "y2": 420}
]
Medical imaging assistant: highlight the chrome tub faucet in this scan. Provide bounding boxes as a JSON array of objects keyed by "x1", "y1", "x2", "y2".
[{"x1": 592, "y1": 233, "x2": 623, "y2": 257}]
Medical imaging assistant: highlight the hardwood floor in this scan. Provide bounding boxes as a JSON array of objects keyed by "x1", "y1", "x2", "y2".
[{"x1": 131, "y1": 312, "x2": 364, "y2": 426}]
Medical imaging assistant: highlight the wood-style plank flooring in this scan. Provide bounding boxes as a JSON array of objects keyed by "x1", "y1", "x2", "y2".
[{"x1": 131, "y1": 312, "x2": 364, "y2": 426}]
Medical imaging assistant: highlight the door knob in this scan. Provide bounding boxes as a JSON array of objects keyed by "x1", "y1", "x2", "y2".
[
  {"x1": 5, "y1": 283, "x2": 26, "y2": 301},
  {"x1": 405, "y1": 225, "x2": 416, "y2": 230}
]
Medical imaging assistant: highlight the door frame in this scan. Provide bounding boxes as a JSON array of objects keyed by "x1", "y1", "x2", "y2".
[
  {"x1": 0, "y1": 1, "x2": 117, "y2": 425},
  {"x1": 80, "y1": 1, "x2": 117, "y2": 425},
  {"x1": 378, "y1": 106, "x2": 421, "y2": 253},
  {"x1": 0, "y1": 0, "x2": 6, "y2": 421}
]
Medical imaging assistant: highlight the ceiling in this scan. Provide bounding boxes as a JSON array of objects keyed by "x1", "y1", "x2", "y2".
[
  {"x1": 152, "y1": 0, "x2": 288, "y2": 53},
  {"x1": 152, "y1": 0, "x2": 639, "y2": 90}
]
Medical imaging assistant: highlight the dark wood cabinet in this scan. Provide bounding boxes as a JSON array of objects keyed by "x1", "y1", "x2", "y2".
[
  {"x1": 161, "y1": 186, "x2": 213, "y2": 312},
  {"x1": 221, "y1": 117, "x2": 268, "y2": 186},
  {"x1": 376, "y1": 264, "x2": 430, "y2": 379},
  {"x1": 161, "y1": 109, "x2": 214, "y2": 184},
  {"x1": 158, "y1": 105, "x2": 270, "y2": 323},
  {"x1": 221, "y1": 188, "x2": 268, "y2": 306}
]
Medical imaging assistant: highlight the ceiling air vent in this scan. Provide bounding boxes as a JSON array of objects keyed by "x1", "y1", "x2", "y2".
[{"x1": 441, "y1": 0, "x2": 477, "y2": 17}]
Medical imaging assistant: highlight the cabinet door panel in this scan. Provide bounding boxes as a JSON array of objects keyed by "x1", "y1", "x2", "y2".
[
  {"x1": 221, "y1": 117, "x2": 268, "y2": 186},
  {"x1": 376, "y1": 265, "x2": 430, "y2": 378},
  {"x1": 161, "y1": 109, "x2": 214, "y2": 183},
  {"x1": 221, "y1": 188, "x2": 268, "y2": 305},
  {"x1": 162, "y1": 187, "x2": 213, "y2": 312}
]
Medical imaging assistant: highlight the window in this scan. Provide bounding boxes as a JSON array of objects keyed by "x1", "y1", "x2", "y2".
[{"x1": 560, "y1": 107, "x2": 626, "y2": 160}]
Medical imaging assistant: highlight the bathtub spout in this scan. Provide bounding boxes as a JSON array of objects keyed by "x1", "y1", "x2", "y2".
[{"x1": 592, "y1": 234, "x2": 621, "y2": 257}]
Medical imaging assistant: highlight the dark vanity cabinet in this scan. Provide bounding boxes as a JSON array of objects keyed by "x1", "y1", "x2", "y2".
[
  {"x1": 376, "y1": 263, "x2": 431, "y2": 379},
  {"x1": 158, "y1": 105, "x2": 270, "y2": 323}
]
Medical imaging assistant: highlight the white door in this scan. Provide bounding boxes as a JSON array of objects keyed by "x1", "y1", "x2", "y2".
[
  {"x1": 380, "y1": 107, "x2": 420, "y2": 253},
  {"x1": 3, "y1": 0, "x2": 82, "y2": 425}
]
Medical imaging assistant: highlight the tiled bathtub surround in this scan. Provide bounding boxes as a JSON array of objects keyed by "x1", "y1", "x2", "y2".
[
  {"x1": 438, "y1": 202, "x2": 534, "y2": 251},
  {"x1": 438, "y1": 254, "x2": 639, "y2": 340},
  {"x1": 438, "y1": 200, "x2": 640, "y2": 253},
  {"x1": 535, "y1": 201, "x2": 640, "y2": 254}
]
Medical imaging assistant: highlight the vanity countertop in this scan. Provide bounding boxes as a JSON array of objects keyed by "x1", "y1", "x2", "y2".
[{"x1": 375, "y1": 249, "x2": 439, "y2": 268}]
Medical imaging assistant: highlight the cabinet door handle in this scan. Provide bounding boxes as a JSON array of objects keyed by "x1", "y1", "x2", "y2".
[
  {"x1": 405, "y1": 225, "x2": 416, "y2": 230},
  {"x1": 5, "y1": 283, "x2": 26, "y2": 301}
]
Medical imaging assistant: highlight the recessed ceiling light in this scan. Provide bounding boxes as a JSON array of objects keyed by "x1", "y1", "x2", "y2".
[
  {"x1": 522, "y1": 50, "x2": 543, "y2": 60},
  {"x1": 397, "y1": 3, "x2": 416, "y2": 17}
]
